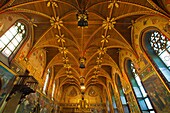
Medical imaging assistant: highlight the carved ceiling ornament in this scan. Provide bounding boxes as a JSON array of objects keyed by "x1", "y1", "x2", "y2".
[
  {"x1": 47, "y1": 0, "x2": 59, "y2": 8},
  {"x1": 102, "y1": 17, "x2": 116, "y2": 30},
  {"x1": 50, "y1": 16, "x2": 63, "y2": 29},
  {"x1": 108, "y1": 0, "x2": 119, "y2": 9}
]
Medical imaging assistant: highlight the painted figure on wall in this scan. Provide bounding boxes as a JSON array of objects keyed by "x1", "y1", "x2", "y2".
[{"x1": 143, "y1": 73, "x2": 170, "y2": 112}]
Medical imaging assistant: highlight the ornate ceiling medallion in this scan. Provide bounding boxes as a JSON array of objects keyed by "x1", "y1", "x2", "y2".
[
  {"x1": 102, "y1": 17, "x2": 116, "y2": 30},
  {"x1": 50, "y1": 16, "x2": 63, "y2": 29}
]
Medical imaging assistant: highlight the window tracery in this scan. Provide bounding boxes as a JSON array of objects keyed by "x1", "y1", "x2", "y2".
[
  {"x1": 150, "y1": 31, "x2": 170, "y2": 69},
  {"x1": 0, "y1": 22, "x2": 26, "y2": 57}
]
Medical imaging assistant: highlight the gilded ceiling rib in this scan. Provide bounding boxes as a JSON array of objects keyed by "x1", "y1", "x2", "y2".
[
  {"x1": 85, "y1": 68, "x2": 112, "y2": 81},
  {"x1": 87, "y1": 1, "x2": 111, "y2": 10},
  {"x1": 58, "y1": 75, "x2": 80, "y2": 85},
  {"x1": 146, "y1": 0, "x2": 168, "y2": 13},
  {"x1": 59, "y1": 81, "x2": 80, "y2": 91},
  {"x1": 1, "y1": 8, "x2": 51, "y2": 19},
  {"x1": 84, "y1": 26, "x2": 103, "y2": 49},
  {"x1": 117, "y1": 1, "x2": 169, "y2": 18},
  {"x1": 2, "y1": 1, "x2": 44, "y2": 9},
  {"x1": 61, "y1": 25, "x2": 79, "y2": 47},
  {"x1": 54, "y1": 68, "x2": 79, "y2": 79}
]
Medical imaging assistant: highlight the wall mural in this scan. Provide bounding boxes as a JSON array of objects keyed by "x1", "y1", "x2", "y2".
[
  {"x1": 0, "y1": 63, "x2": 15, "y2": 106},
  {"x1": 143, "y1": 72, "x2": 170, "y2": 112},
  {"x1": 139, "y1": 64, "x2": 154, "y2": 81}
]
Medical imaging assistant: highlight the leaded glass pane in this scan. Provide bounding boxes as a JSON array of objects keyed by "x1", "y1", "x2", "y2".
[
  {"x1": 7, "y1": 42, "x2": 15, "y2": 51},
  {"x1": 11, "y1": 38, "x2": 19, "y2": 47},
  {"x1": 15, "y1": 34, "x2": 22, "y2": 42},
  {"x1": 168, "y1": 41, "x2": 170, "y2": 46},
  {"x1": 133, "y1": 87, "x2": 142, "y2": 97},
  {"x1": 5, "y1": 30, "x2": 13, "y2": 40},
  {"x1": 120, "y1": 96, "x2": 126, "y2": 104},
  {"x1": 0, "y1": 41, "x2": 5, "y2": 51},
  {"x1": 138, "y1": 99, "x2": 148, "y2": 110},
  {"x1": 0, "y1": 22, "x2": 26, "y2": 57},
  {"x1": 2, "y1": 48, "x2": 11, "y2": 57},
  {"x1": 159, "y1": 67, "x2": 170, "y2": 81},
  {"x1": 1, "y1": 35, "x2": 9, "y2": 45},
  {"x1": 168, "y1": 47, "x2": 170, "y2": 52},
  {"x1": 159, "y1": 51, "x2": 170, "y2": 67},
  {"x1": 145, "y1": 98, "x2": 153, "y2": 109},
  {"x1": 9, "y1": 26, "x2": 17, "y2": 36},
  {"x1": 139, "y1": 86, "x2": 147, "y2": 97}
]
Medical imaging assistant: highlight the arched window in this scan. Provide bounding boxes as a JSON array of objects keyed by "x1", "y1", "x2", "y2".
[
  {"x1": 43, "y1": 69, "x2": 50, "y2": 94},
  {"x1": 143, "y1": 30, "x2": 170, "y2": 87},
  {"x1": 106, "y1": 92, "x2": 111, "y2": 113},
  {"x1": 115, "y1": 74, "x2": 130, "y2": 113},
  {"x1": 126, "y1": 60, "x2": 155, "y2": 113},
  {"x1": 52, "y1": 82, "x2": 56, "y2": 100},
  {"x1": 0, "y1": 22, "x2": 26, "y2": 58},
  {"x1": 109, "y1": 84, "x2": 118, "y2": 113}
]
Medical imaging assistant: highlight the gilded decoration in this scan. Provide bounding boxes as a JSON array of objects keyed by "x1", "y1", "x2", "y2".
[{"x1": 0, "y1": 0, "x2": 170, "y2": 112}]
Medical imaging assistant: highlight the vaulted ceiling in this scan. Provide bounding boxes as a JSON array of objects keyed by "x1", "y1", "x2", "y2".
[{"x1": 1, "y1": 0, "x2": 169, "y2": 100}]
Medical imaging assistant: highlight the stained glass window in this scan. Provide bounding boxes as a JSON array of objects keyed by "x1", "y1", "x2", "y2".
[
  {"x1": 150, "y1": 31, "x2": 170, "y2": 70},
  {"x1": 116, "y1": 74, "x2": 130, "y2": 113},
  {"x1": 0, "y1": 22, "x2": 26, "y2": 57},
  {"x1": 52, "y1": 82, "x2": 56, "y2": 100},
  {"x1": 130, "y1": 61, "x2": 155, "y2": 113},
  {"x1": 43, "y1": 69, "x2": 50, "y2": 94},
  {"x1": 110, "y1": 84, "x2": 118, "y2": 113}
]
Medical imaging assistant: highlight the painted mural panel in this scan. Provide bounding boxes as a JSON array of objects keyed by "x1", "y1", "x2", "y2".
[
  {"x1": 143, "y1": 73, "x2": 170, "y2": 113},
  {"x1": 0, "y1": 62, "x2": 15, "y2": 106}
]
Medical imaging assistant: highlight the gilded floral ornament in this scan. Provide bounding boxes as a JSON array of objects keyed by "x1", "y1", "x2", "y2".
[
  {"x1": 96, "y1": 57, "x2": 102, "y2": 64},
  {"x1": 30, "y1": 18, "x2": 37, "y2": 27},
  {"x1": 94, "y1": 65, "x2": 98, "y2": 70},
  {"x1": 47, "y1": 0, "x2": 59, "y2": 8},
  {"x1": 64, "y1": 63, "x2": 71, "y2": 68},
  {"x1": 58, "y1": 47, "x2": 68, "y2": 54},
  {"x1": 56, "y1": 34, "x2": 65, "y2": 43},
  {"x1": 94, "y1": 69, "x2": 99, "y2": 75},
  {"x1": 63, "y1": 56, "x2": 69, "y2": 62},
  {"x1": 101, "y1": 35, "x2": 110, "y2": 43},
  {"x1": 67, "y1": 74, "x2": 73, "y2": 78},
  {"x1": 98, "y1": 47, "x2": 107, "y2": 56},
  {"x1": 50, "y1": 16, "x2": 63, "y2": 29},
  {"x1": 66, "y1": 70, "x2": 72, "y2": 74},
  {"x1": 108, "y1": 0, "x2": 119, "y2": 9},
  {"x1": 102, "y1": 17, "x2": 116, "y2": 30}
]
